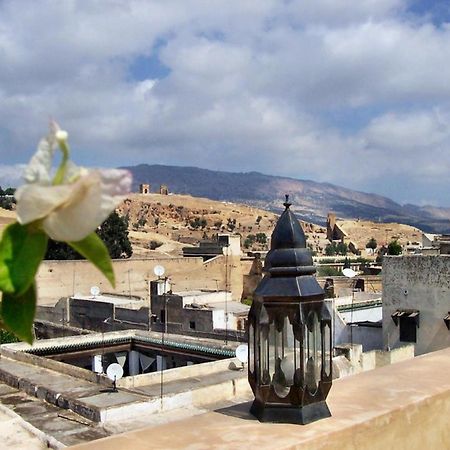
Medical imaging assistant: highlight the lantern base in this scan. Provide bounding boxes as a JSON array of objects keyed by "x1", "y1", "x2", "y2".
[{"x1": 250, "y1": 400, "x2": 331, "y2": 425}]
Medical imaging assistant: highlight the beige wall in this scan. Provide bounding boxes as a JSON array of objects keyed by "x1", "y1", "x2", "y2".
[{"x1": 36, "y1": 255, "x2": 243, "y2": 306}]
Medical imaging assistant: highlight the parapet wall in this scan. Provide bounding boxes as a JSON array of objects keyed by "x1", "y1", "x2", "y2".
[{"x1": 36, "y1": 255, "x2": 243, "y2": 305}]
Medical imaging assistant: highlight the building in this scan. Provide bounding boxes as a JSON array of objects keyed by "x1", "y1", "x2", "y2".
[
  {"x1": 150, "y1": 283, "x2": 249, "y2": 336},
  {"x1": 382, "y1": 255, "x2": 450, "y2": 355},
  {"x1": 159, "y1": 184, "x2": 169, "y2": 195},
  {"x1": 182, "y1": 234, "x2": 241, "y2": 261},
  {"x1": 139, "y1": 183, "x2": 150, "y2": 194}
]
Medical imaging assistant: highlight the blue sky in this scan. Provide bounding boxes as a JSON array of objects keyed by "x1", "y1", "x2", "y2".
[{"x1": 1, "y1": 0, "x2": 450, "y2": 207}]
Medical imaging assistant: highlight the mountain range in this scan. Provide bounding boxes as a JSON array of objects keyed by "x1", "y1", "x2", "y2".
[{"x1": 122, "y1": 164, "x2": 450, "y2": 233}]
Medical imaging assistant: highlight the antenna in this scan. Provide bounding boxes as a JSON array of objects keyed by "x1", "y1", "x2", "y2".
[
  {"x1": 90, "y1": 286, "x2": 100, "y2": 297},
  {"x1": 106, "y1": 363, "x2": 123, "y2": 392},
  {"x1": 154, "y1": 265, "x2": 165, "y2": 277}
]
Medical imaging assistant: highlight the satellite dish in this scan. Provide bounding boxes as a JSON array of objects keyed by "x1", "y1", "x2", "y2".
[
  {"x1": 153, "y1": 265, "x2": 165, "y2": 277},
  {"x1": 90, "y1": 286, "x2": 100, "y2": 297},
  {"x1": 235, "y1": 344, "x2": 248, "y2": 364},
  {"x1": 343, "y1": 268, "x2": 357, "y2": 278},
  {"x1": 106, "y1": 363, "x2": 124, "y2": 382}
]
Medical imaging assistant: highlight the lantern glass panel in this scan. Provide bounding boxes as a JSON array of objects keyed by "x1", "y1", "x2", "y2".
[
  {"x1": 280, "y1": 315, "x2": 295, "y2": 385},
  {"x1": 323, "y1": 322, "x2": 331, "y2": 378},
  {"x1": 305, "y1": 310, "x2": 321, "y2": 395},
  {"x1": 260, "y1": 324, "x2": 270, "y2": 384},
  {"x1": 249, "y1": 323, "x2": 255, "y2": 374},
  {"x1": 268, "y1": 321, "x2": 277, "y2": 381}
]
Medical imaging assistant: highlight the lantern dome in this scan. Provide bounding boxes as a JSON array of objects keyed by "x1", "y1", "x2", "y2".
[{"x1": 264, "y1": 196, "x2": 315, "y2": 277}]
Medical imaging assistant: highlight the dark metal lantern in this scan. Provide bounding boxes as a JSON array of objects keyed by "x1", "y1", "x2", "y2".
[{"x1": 248, "y1": 196, "x2": 332, "y2": 424}]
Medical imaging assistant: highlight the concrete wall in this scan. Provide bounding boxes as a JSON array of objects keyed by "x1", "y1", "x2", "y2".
[
  {"x1": 382, "y1": 255, "x2": 450, "y2": 355},
  {"x1": 36, "y1": 255, "x2": 243, "y2": 306}
]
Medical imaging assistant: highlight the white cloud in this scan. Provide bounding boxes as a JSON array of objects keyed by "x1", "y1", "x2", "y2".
[{"x1": 1, "y1": 0, "x2": 450, "y2": 205}]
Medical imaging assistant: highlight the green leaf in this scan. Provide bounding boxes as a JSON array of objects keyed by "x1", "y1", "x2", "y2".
[
  {"x1": 68, "y1": 232, "x2": 115, "y2": 287},
  {"x1": 1, "y1": 282, "x2": 37, "y2": 344},
  {"x1": 0, "y1": 222, "x2": 48, "y2": 295}
]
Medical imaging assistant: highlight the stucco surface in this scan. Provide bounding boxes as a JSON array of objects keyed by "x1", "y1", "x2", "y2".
[{"x1": 69, "y1": 347, "x2": 450, "y2": 450}]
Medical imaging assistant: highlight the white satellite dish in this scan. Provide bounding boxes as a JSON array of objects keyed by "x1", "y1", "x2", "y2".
[
  {"x1": 153, "y1": 265, "x2": 165, "y2": 277},
  {"x1": 106, "y1": 363, "x2": 123, "y2": 392},
  {"x1": 343, "y1": 268, "x2": 357, "y2": 278},
  {"x1": 90, "y1": 286, "x2": 100, "y2": 297},
  {"x1": 106, "y1": 363, "x2": 123, "y2": 381},
  {"x1": 235, "y1": 344, "x2": 248, "y2": 364}
]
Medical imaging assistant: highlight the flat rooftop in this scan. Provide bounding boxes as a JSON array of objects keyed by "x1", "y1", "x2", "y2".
[{"x1": 70, "y1": 347, "x2": 450, "y2": 450}]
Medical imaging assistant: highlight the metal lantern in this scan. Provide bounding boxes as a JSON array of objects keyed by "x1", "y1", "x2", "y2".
[{"x1": 248, "y1": 196, "x2": 332, "y2": 424}]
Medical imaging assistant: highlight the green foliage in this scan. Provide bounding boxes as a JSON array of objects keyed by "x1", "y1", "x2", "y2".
[
  {"x1": 45, "y1": 211, "x2": 132, "y2": 261},
  {"x1": 1, "y1": 282, "x2": 36, "y2": 343},
  {"x1": 45, "y1": 240, "x2": 81, "y2": 260},
  {"x1": 366, "y1": 237, "x2": 377, "y2": 250},
  {"x1": 317, "y1": 266, "x2": 342, "y2": 277},
  {"x1": 149, "y1": 240, "x2": 163, "y2": 250},
  {"x1": 0, "y1": 329, "x2": 20, "y2": 344},
  {"x1": 241, "y1": 297, "x2": 253, "y2": 306},
  {"x1": 325, "y1": 242, "x2": 348, "y2": 256},
  {"x1": 190, "y1": 217, "x2": 202, "y2": 229},
  {"x1": 0, "y1": 197, "x2": 14, "y2": 210},
  {"x1": 0, "y1": 223, "x2": 48, "y2": 295},
  {"x1": 0, "y1": 187, "x2": 16, "y2": 196},
  {"x1": 96, "y1": 211, "x2": 133, "y2": 259},
  {"x1": 255, "y1": 232, "x2": 267, "y2": 244},
  {"x1": 387, "y1": 240, "x2": 402, "y2": 255}
]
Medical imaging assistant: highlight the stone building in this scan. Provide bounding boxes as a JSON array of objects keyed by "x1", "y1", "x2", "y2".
[
  {"x1": 139, "y1": 183, "x2": 150, "y2": 194},
  {"x1": 159, "y1": 184, "x2": 169, "y2": 195},
  {"x1": 382, "y1": 255, "x2": 450, "y2": 355}
]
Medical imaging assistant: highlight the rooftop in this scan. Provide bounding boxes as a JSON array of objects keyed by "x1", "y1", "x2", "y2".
[{"x1": 70, "y1": 347, "x2": 450, "y2": 450}]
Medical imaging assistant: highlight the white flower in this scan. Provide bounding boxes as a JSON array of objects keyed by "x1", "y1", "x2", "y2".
[{"x1": 15, "y1": 123, "x2": 132, "y2": 242}]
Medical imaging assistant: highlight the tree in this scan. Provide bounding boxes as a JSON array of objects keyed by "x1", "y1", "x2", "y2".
[
  {"x1": 336, "y1": 242, "x2": 348, "y2": 256},
  {"x1": 366, "y1": 237, "x2": 377, "y2": 250},
  {"x1": 45, "y1": 211, "x2": 132, "y2": 260},
  {"x1": 97, "y1": 211, "x2": 133, "y2": 259},
  {"x1": 325, "y1": 243, "x2": 336, "y2": 256},
  {"x1": 387, "y1": 240, "x2": 402, "y2": 256},
  {"x1": 255, "y1": 233, "x2": 267, "y2": 244},
  {"x1": 325, "y1": 242, "x2": 347, "y2": 256}
]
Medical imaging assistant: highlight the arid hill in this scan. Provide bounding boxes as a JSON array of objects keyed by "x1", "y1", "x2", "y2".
[{"x1": 122, "y1": 164, "x2": 450, "y2": 233}]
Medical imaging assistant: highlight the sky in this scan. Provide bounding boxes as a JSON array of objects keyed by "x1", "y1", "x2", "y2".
[{"x1": 1, "y1": 0, "x2": 450, "y2": 206}]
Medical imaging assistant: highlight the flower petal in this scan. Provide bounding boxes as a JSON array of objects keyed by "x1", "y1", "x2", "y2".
[
  {"x1": 42, "y1": 169, "x2": 130, "y2": 242},
  {"x1": 42, "y1": 173, "x2": 105, "y2": 242},
  {"x1": 97, "y1": 169, "x2": 132, "y2": 219},
  {"x1": 15, "y1": 183, "x2": 75, "y2": 225},
  {"x1": 22, "y1": 134, "x2": 57, "y2": 185}
]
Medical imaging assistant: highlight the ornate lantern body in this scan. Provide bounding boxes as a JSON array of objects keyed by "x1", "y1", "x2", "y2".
[{"x1": 248, "y1": 198, "x2": 332, "y2": 424}]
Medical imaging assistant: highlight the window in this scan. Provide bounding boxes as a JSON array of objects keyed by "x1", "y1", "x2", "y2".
[
  {"x1": 399, "y1": 317, "x2": 417, "y2": 343},
  {"x1": 392, "y1": 310, "x2": 420, "y2": 343},
  {"x1": 189, "y1": 321, "x2": 196, "y2": 330},
  {"x1": 160, "y1": 309, "x2": 166, "y2": 324}
]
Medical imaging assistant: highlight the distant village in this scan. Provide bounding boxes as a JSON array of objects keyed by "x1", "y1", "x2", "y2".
[{"x1": 0, "y1": 183, "x2": 448, "y2": 447}]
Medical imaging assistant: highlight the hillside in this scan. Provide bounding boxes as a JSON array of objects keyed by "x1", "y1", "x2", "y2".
[
  {"x1": 0, "y1": 192, "x2": 423, "y2": 258},
  {"x1": 122, "y1": 164, "x2": 450, "y2": 233},
  {"x1": 118, "y1": 193, "x2": 327, "y2": 257}
]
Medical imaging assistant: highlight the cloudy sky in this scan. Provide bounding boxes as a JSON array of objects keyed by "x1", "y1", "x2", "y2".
[{"x1": 1, "y1": 0, "x2": 450, "y2": 206}]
